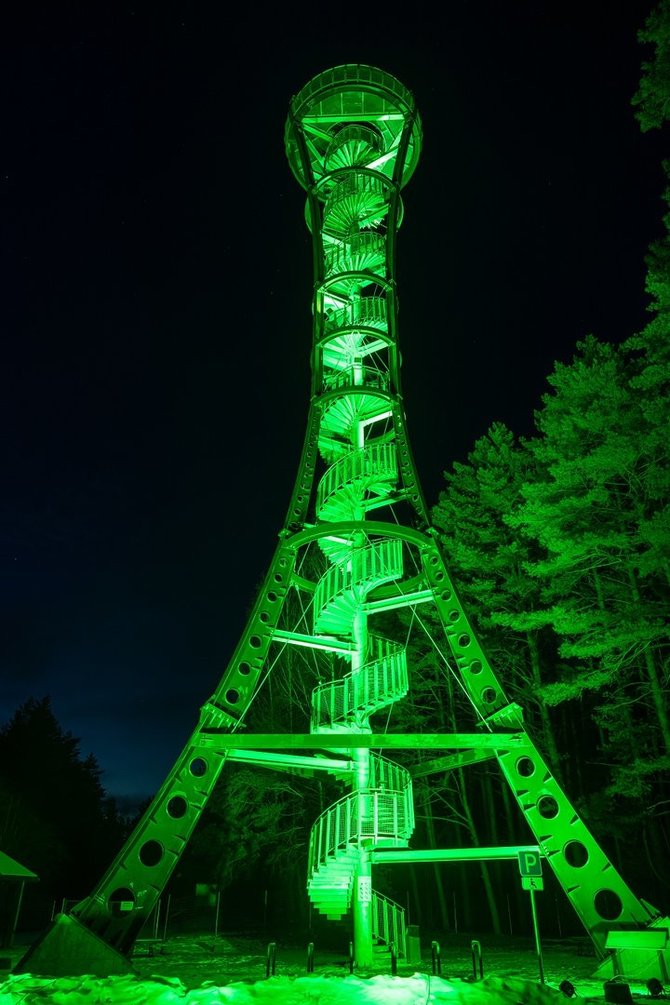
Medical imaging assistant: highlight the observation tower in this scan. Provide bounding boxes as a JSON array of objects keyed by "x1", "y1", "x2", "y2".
[{"x1": 18, "y1": 65, "x2": 669, "y2": 980}]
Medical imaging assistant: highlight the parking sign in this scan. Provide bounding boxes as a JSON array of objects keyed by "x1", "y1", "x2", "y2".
[{"x1": 518, "y1": 849, "x2": 543, "y2": 877}]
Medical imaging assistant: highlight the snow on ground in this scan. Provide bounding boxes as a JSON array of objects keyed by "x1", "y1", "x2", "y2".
[
  {"x1": 3, "y1": 933, "x2": 644, "y2": 1003},
  {"x1": 0, "y1": 971, "x2": 576, "y2": 1005}
]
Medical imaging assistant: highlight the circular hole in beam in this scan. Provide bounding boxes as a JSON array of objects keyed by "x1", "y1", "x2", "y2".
[
  {"x1": 537, "y1": 795, "x2": 559, "y2": 819},
  {"x1": 167, "y1": 796, "x2": 188, "y2": 819},
  {"x1": 139, "y1": 840, "x2": 163, "y2": 867},
  {"x1": 516, "y1": 756, "x2": 535, "y2": 778},
  {"x1": 564, "y1": 841, "x2": 589, "y2": 868},
  {"x1": 189, "y1": 757, "x2": 207, "y2": 777},
  {"x1": 594, "y1": 889, "x2": 624, "y2": 921}
]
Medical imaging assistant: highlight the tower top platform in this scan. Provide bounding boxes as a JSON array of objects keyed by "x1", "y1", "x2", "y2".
[{"x1": 285, "y1": 64, "x2": 422, "y2": 193}]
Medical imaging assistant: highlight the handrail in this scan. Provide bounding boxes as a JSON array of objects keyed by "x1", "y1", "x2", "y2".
[
  {"x1": 323, "y1": 178, "x2": 390, "y2": 234},
  {"x1": 324, "y1": 233, "x2": 386, "y2": 278},
  {"x1": 316, "y1": 443, "x2": 397, "y2": 519},
  {"x1": 314, "y1": 539, "x2": 403, "y2": 630},
  {"x1": 308, "y1": 784, "x2": 413, "y2": 879},
  {"x1": 321, "y1": 361, "x2": 389, "y2": 391},
  {"x1": 326, "y1": 170, "x2": 389, "y2": 201},
  {"x1": 370, "y1": 753, "x2": 410, "y2": 792},
  {"x1": 311, "y1": 638, "x2": 407, "y2": 729},
  {"x1": 289, "y1": 64, "x2": 418, "y2": 124},
  {"x1": 372, "y1": 889, "x2": 407, "y2": 957},
  {"x1": 322, "y1": 365, "x2": 389, "y2": 393},
  {"x1": 325, "y1": 125, "x2": 383, "y2": 172},
  {"x1": 324, "y1": 296, "x2": 388, "y2": 335}
]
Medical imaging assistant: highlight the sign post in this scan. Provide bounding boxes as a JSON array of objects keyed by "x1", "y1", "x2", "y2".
[{"x1": 518, "y1": 849, "x2": 544, "y2": 984}]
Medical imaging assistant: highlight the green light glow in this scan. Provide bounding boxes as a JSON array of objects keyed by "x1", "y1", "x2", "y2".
[
  {"x1": 197, "y1": 733, "x2": 527, "y2": 749},
  {"x1": 370, "y1": 846, "x2": 543, "y2": 864},
  {"x1": 16, "y1": 62, "x2": 669, "y2": 984}
]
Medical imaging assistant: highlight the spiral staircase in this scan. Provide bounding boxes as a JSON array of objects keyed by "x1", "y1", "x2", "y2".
[
  {"x1": 302, "y1": 118, "x2": 416, "y2": 955},
  {"x1": 17, "y1": 64, "x2": 670, "y2": 983}
]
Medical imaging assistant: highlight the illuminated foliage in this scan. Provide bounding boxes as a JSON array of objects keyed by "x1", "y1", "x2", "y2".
[
  {"x1": 633, "y1": 0, "x2": 670, "y2": 132},
  {"x1": 432, "y1": 423, "x2": 563, "y2": 775}
]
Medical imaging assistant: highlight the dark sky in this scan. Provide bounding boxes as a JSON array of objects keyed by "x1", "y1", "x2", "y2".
[{"x1": 2, "y1": 2, "x2": 665, "y2": 803}]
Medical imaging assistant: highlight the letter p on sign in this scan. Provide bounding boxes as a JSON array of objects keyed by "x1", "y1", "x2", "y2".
[{"x1": 518, "y1": 850, "x2": 543, "y2": 877}]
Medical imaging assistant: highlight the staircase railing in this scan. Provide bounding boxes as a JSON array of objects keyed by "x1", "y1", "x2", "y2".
[
  {"x1": 324, "y1": 295, "x2": 388, "y2": 335},
  {"x1": 316, "y1": 443, "x2": 397, "y2": 519},
  {"x1": 324, "y1": 232, "x2": 386, "y2": 277},
  {"x1": 307, "y1": 266, "x2": 415, "y2": 945},
  {"x1": 322, "y1": 365, "x2": 390, "y2": 393},
  {"x1": 372, "y1": 889, "x2": 407, "y2": 957},
  {"x1": 311, "y1": 638, "x2": 407, "y2": 729},
  {"x1": 314, "y1": 539, "x2": 403, "y2": 630},
  {"x1": 307, "y1": 770, "x2": 414, "y2": 881}
]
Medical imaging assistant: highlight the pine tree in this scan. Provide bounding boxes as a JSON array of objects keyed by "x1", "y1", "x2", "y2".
[
  {"x1": 623, "y1": 172, "x2": 670, "y2": 586},
  {"x1": 510, "y1": 337, "x2": 669, "y2": 858},
  {"x1": 632, "y1": 0, "x2": 670, "y2": 133},
  {"x1": 0, "y1": 697, "x2": 127, "y2": 897},
  {"x1": 432, "y1": 422, "x2": 564, "y2": 778}
]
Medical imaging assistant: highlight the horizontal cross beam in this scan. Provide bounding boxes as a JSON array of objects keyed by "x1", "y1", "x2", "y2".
[
  {"x1": 410, "y1": 748, "x2": 497, "y2": 778},
  {"x1": 227, "y1": 749, "x2": 353, "y2": 773},
  {"x1": 271, "y1": 629, "x2": 355, "y2": 654},
  {"x1": 363, "y1": 588, "x2": 434, "y2": 614},
  {"x1": 198, "y1": 732, "x2": 527, "y2": 750},
  {"x1": 370, "y1": 845, "x2": 543, "y2": 865}
]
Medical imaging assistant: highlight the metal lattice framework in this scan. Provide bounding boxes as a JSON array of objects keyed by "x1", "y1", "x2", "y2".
[{"x1": 17, "y1": 64, "x2": 669, "y2": 980}]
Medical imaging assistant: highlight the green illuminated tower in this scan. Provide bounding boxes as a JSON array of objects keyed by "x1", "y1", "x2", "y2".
[{"x1": 18, "y1": 65, "x2": 669, "y2": 980}]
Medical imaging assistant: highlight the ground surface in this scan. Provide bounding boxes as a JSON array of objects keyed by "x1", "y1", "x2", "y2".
[
  {"x1": 0, "y1": 932, "x2": 659, "y2": 1003},
  {"x1": 129, "y1": 931, "x2": 600, "y2": 988}
]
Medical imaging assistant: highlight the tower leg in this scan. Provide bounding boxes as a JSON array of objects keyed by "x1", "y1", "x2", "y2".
[{"x1": 13, "y1": 913, "x2": 133, "y2": 977}]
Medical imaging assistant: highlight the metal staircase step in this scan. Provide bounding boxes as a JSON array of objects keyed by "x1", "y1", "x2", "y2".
[
  {"x1": 317, "y1": 534, "x2": 357, "y2": 566},
  {"x1": 323, "y1": 296, "x2": 388, "y2": 339},
  {"x1": 324, "y1": 177, "x2": 389, "y2": 237},
  {"x1": 316, "y1": 442, "x2": 398, "y2": 523},
  {"x1": 324, "y1": 125, "x2": 382, "y2": 172},
  {"x1": 314, "y1": 599, "x2": 358, "y2": 635},
  {"x1": 324, "y1": 233, "x2": 386, "y2": 280},
  {"x1": 319, "y1": 392, "x2": 390, "y2": 440}
]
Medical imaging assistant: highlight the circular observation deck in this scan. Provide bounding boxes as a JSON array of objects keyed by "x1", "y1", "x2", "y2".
[{"x1": 285, "y1": 64, "x2": 422, "y2": 194}]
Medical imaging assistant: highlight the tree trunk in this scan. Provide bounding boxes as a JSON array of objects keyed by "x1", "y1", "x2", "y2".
[
  {"x1": 455, "y1": 768, "x2": 502, "y2": 934},
  {"x1": 593, "y1": 569, "x2": 641, "y2": 758},
  {"x1": 628, "y1": 568, "x2": 670, "y2": 753},
  {"x1": 526, "y1": 631, "x2": 563, "y2": 784},
  {"x1": 422, "y1": 783, "x2": 450, "y2": 931},
  {"x1": 500, "y1": 781, "x2": 525, "y2": 932},
  {"x1": 481, "y1": 769, "x2": 504, "y2": 913},
  {"x1": 409, "y1": 865, "x2": 423, "y2": 927}
]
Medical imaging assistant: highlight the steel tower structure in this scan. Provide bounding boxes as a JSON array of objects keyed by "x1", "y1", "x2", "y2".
[{"x1": 18, "y1": 65, "x2": 669, "y2": 980}]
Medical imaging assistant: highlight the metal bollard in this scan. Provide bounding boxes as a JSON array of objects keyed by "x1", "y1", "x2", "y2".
[
  {"x1": 431, "y1": 940, "x2": 442, "y2": 976},
  {"x1": 471, "y1": 939, "x2": 483, "y2": 981},
  {"x1": 307, "y1": 941, "x2": 314, "y2": 973},
  {"x1": 390, "y1": 941, "x2": 398, "y2": 976},
  {"x1": 265, "y1": 941, "x2": 277, "y2": 977}
]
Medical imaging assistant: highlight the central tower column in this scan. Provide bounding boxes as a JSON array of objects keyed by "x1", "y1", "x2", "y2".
[
  {"x1": 285, "y1": 65, "x2": 423, "y2": 968},
  {"x1": 351, "y1": 602, "x2": 372, "y2": 968}
]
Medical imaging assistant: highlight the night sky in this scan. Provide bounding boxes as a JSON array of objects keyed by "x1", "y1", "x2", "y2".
[{"x1": 3, "y1": 2, "x2": 665, "y2": 805}]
